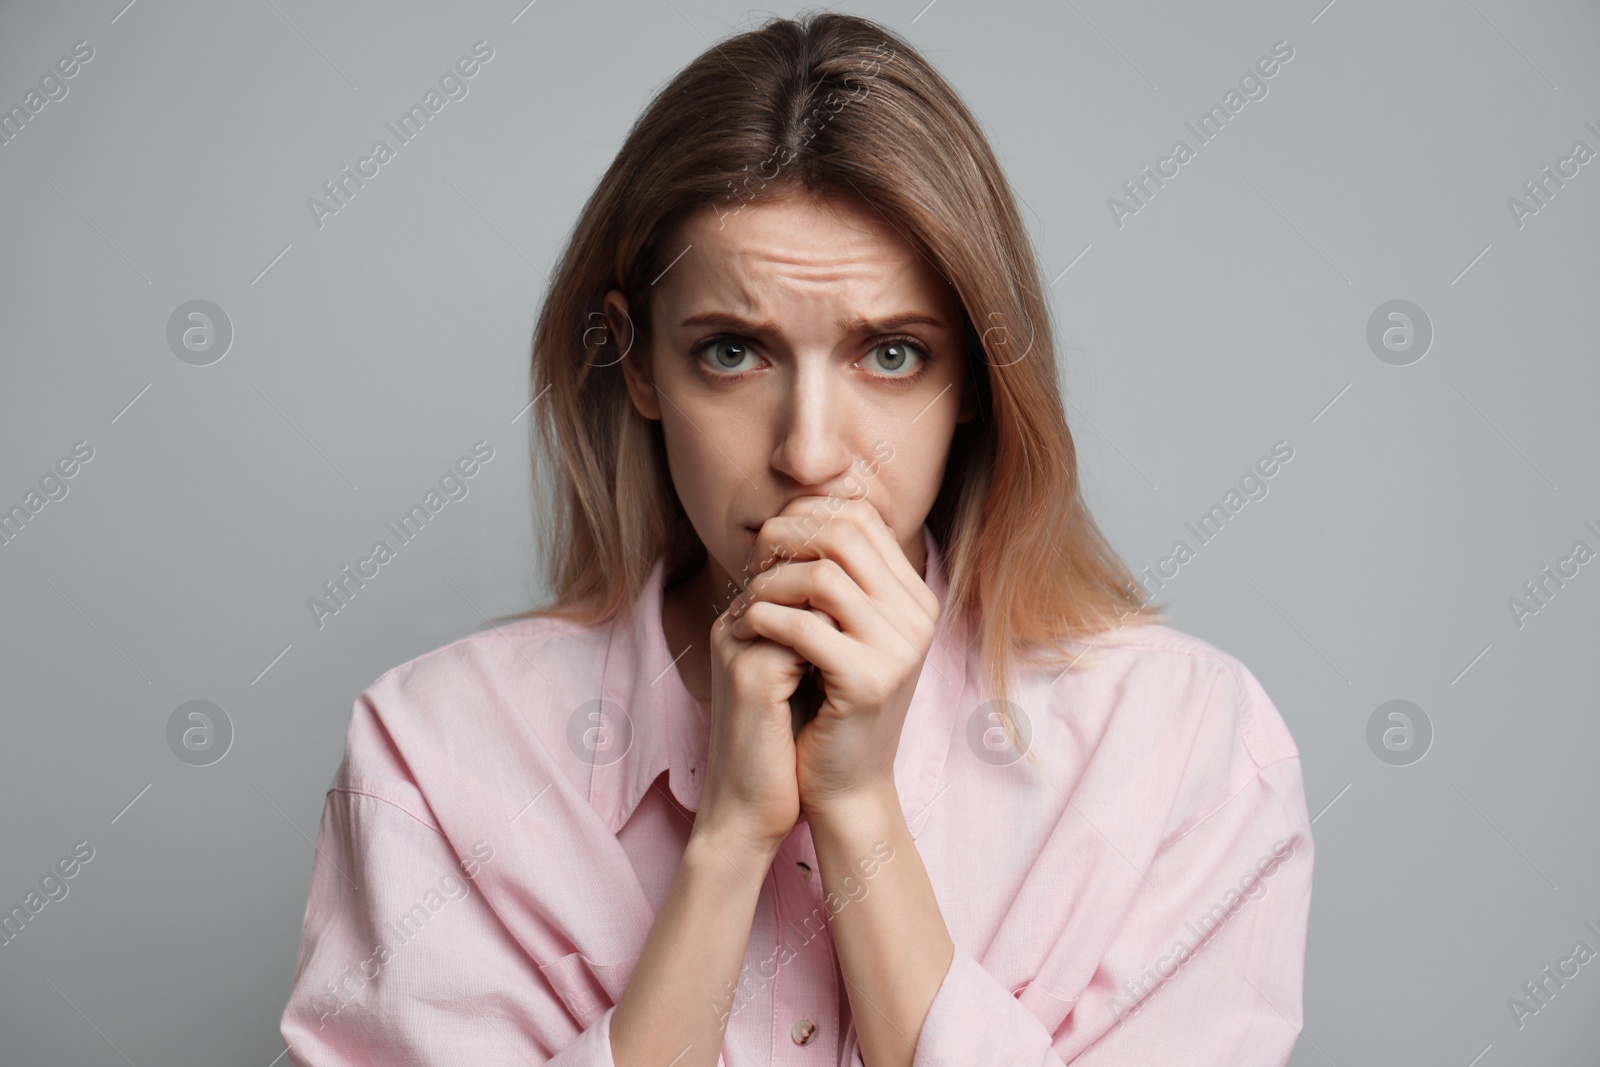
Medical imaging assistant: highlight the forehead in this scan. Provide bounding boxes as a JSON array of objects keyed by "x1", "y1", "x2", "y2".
[{"x1": 658, "y1": 193, "x2": 956, "y2": 318}]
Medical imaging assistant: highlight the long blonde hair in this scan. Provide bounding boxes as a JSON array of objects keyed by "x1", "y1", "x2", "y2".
[{"x1": 500, "y1": 11, "x2": 1168, "y2": 765}]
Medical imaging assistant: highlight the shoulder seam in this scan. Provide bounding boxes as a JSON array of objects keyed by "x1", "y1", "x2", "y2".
[{"x1": 1085, "y1": 636, "x2": 1293, "y2": 772}]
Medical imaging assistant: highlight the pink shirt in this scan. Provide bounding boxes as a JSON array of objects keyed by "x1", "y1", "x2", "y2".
[{"x1": 280, "y1": 526, "x2": 1313, "y2": 1065}]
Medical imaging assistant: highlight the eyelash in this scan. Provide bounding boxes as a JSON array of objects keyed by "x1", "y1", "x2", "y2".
[{"x1": 688, "y1": 333, "x2": 933, "y2": 383}]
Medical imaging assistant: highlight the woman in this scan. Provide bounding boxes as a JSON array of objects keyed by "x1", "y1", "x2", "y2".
[{"x1": 280, "y1": 12, "x2": 1312, "y2": 1066}]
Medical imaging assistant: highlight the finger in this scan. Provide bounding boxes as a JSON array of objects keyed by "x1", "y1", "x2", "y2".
[
  {"x1": 754, "y1": 497, "x2": 935, "y2": 621},
  {"x1": 832, "y1": 496, "x2": 931, "y2": 608},
  {"x1": 752, "y1": 513, "x2": 937, "y2": 662},
  {"x1": 709, "y1": 612, "x2": 813, "y2": 710},
  {"x1": 737, "y1": 557, "x2": 902, "y2": 651},
  {"x1": 732, "y1": 600, "x2": 856, "y2": 681},
  {"x1": 749, "y1": 500, "x2": 897, "y2": 604}
]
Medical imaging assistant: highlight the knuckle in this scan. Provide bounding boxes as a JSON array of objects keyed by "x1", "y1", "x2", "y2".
[
  {"x1": 816, "y1": 557, "x2": 848, "y2": 590},
  {"x1": 860, "y1": 675, "x2": 893, "y2": 706}
]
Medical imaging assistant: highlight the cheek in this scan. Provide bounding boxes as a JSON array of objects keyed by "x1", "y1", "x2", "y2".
[
  {"x1": 658, "y1": 413, "x2": 748, "y2": 522},
  {"x1": 870, "y1": 424, "x2": 955, "y2": 508},
  {"x1": 659, "y1": 420, "x2": 712, "y2": 504}
]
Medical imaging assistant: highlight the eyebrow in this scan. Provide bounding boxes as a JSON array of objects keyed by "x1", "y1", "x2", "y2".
[{"x1": 676, "y1": 310, "x2": 950, "y2": 335}]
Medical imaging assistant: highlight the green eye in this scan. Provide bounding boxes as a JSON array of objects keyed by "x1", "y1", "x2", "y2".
[
  {"x1": 693, "y1": 337, "x2": 761, "y2": 374},
  {"x1": 865, "y1": 337, "x2": 927, "y2": 376},
  {"x1": 688, "y1": 333, "x2": 933, "y2": 382}
]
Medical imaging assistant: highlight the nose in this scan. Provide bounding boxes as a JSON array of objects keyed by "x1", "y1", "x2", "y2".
[{"x1": 769, "y1": 357, "x2": 855, "y2": 490}]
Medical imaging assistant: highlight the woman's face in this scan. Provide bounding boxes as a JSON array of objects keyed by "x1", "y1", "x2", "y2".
[{"x1": 610, "y1": 191, "x2": 975, "y2": 601}]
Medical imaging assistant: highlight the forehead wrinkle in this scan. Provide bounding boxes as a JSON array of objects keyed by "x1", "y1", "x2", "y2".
[
  {"x1": 732, "y1": 251, "x2": 921, "y2": 315},
  {"x1": 675, "y1": 223, "x2": 945, "y2": 339},
  {"x1": 712, "y1": 216, "x2": 903, "y2": 274},
  {"x1": 732, "y1": 251, "x2": 870, "y2": 294},
  {"x1": 677, "y1": 276, "x2": 950, "y2": 343}
]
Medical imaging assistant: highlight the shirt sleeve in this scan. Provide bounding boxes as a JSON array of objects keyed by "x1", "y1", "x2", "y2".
[
  {"x1": 908, "y1": 664, "x2": 1314, "y2": 1066},
  {"x1": 278, "y1": 781, "x2": 621, "y2": 1066}
]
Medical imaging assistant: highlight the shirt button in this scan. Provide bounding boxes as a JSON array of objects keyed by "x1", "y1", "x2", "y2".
[
  {"x1": 796, "y1": 860, "x2": 812, "y2": 881},
  {"x1": 791, "y1": 1018, "x2": 818, "y2": 1045}
]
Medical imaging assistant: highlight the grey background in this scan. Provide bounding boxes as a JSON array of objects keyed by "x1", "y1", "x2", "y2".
[{"x1": 1, "y1": 0, "x2": 1596, "y2": 1063}]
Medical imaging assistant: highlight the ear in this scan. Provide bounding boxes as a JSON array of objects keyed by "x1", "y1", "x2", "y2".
[{"x1": 607, "y1": 290, "x2": 661, "y2": 421}]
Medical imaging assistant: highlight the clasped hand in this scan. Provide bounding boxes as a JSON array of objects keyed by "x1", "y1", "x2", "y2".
[{"x1": 717, "y1": 497, "x2": 940, "y2": 817}]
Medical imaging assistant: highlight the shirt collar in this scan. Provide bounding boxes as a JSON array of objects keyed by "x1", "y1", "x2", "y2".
[{"x1": 589, "y1": 524, "x2": 968, "y2": 839}]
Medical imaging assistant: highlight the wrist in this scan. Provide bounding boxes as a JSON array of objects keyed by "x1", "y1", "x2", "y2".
[
  {"x1": 686, "y1": 817, "x2": 783, "y2": 882},
  {"x1": 801, "y1": 780, "x2": 902, "y2": 839}
]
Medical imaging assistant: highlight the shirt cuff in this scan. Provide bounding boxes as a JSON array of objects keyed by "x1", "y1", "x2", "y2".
[
  {"x1": 911, "y1": 944, "x2": 1065, "y2": 1067},
  {"x1": 544, "y1": 1004, "x2": 619, "y2": 1066}
]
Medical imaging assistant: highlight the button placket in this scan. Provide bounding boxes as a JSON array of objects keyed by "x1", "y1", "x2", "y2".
[
  {"x1": 769, "y1": 829, "x2": 835, "y2": 1063},
  {"x1": 794, "y1": 822, "x2": 822, "y2": 899}
]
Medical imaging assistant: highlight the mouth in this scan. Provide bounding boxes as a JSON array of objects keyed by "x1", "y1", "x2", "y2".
[{"x1": 743, "y1": 526, "x2": 759, "y2": 543}]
